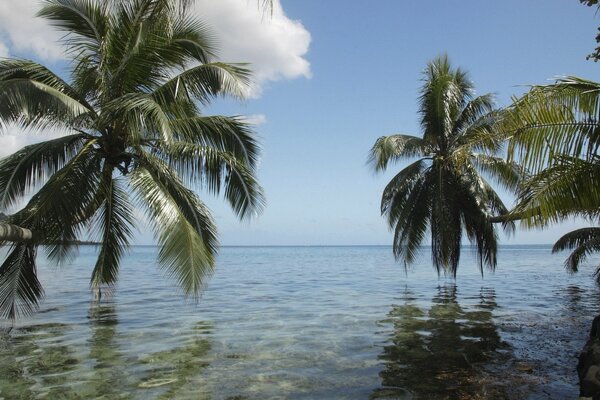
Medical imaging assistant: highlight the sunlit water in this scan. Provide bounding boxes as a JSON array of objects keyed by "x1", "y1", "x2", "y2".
[{"x1": 1, "y1": 245, "x2": 599, "y2": 399}]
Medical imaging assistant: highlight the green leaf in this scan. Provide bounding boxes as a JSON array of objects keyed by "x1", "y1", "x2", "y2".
[
  {"x1": 90, "y1": 172, "x2": 134, "y2": 288},
  {"x1": 157, "y1": 141, "x2": 265, "y2": 219},
  {"x1": 552, "y1": 227, "x2": 600, "y2": 276},
  {"x1": 130, "y1": 154, "x2": 218, "y2": 296},
  {"x1": 368, "y1": 135, "x2": 431, "y2": 172},
  {"x1": 11, "y1": 140, "x2": 103, "y2": 264},
  {"x1": 0, "y1": 133, "x2": 88, "y2": 210},
  {"x1": 0, "y1": 244, "x2": 42, "y2": 319}
]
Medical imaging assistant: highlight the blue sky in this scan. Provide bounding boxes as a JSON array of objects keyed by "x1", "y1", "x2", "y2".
[
  {"x1": 0, "y1": 0, "x2": 599, "y2": 246},
  {"x1": 205, "y1": 0, "x2": 600, "y2": 246}
]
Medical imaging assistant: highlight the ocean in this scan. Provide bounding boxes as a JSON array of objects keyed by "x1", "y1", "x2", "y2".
[{"x1": 0, "y1": 245, "x2": 598, "y2": 399}]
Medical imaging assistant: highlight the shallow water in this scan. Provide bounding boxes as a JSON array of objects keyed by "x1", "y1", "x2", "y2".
[{"x1": 0, "y1": 245, "x2": 598, "y2": 399}]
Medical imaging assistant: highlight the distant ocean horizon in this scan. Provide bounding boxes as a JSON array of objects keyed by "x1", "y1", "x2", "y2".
[{"x1": 104, "y1": 243, "x2": 559, "y2": 248}]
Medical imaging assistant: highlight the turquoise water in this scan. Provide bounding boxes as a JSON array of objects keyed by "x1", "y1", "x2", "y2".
[{"x1": 0, "y1": 245, "x2": 599, "y2": 399}]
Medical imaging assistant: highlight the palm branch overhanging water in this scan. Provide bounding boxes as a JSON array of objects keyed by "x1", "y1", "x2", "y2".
[
  {"x1": 369, "y1": 55, "x2": 521, "y2": 276},
  {"x1": 500, "y1": 77, "x2": 600, "y2": 280},
  {"x1": 0, "y1": 0, "x2": 265, "y2": 319}
]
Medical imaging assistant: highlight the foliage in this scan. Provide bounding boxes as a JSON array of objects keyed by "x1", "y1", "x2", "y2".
[
  {"x1": 369, "y1": 55, "x2": 519, "y2": 276},
  {"x1": 553, "y1": 228, "x2": 600, "y2": 281},
  {"x1": 580, "y1": 0, "x2": 600, "y2": 61},
  {"x1": 503, "y1": 76, "x2": 600, "y2": 276},
  {"x1": 0, "y1": 0, "x2": 264, "y2": 319}
]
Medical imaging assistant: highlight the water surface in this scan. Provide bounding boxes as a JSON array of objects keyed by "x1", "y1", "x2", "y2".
[{"x1": 0, "y1": 245, "x2": 598, "y2": 399}]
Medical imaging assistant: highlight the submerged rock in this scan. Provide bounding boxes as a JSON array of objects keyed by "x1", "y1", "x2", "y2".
[{"x1": 578, "y1": 315, "x2": 600, "y2": 399}]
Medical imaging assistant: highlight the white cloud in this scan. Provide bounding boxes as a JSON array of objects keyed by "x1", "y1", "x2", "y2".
[
  {"x1": 0, "y1": 125, "x2": 69, "y2": 158},
  {"x1": 0, "y1": 0, "x2": 311, "y2": 96},
  {"x1": 195, "y1": 0, "x2": 311, "y2": 96},
  {"x1": 0, "y1": 41, "x2": 9, "y2": 58},
  {"x1": 0, "y1": 0, "x2": 64, "y2": 60},
  {"x1": 242, "y1": 113, "x2": 268, "y2": 126}
]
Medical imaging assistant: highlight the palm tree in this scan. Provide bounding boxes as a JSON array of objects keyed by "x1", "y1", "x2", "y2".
[
  {"x1": 369, "y1": 55, "x2": 520, "y2": 276},
  {"x1": 0, "y1": 0, "x2": 264, "y2": 319},
  {"x1": 501, "y1": 76, "x2": 600, "y2": 279}
]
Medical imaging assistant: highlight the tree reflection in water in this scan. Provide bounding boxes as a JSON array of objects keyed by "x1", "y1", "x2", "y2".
[
  {"x1": 138, "y1": 320, "x2": 213, "y2": 400},
  {"x1": 0, "y1": 322, "x2": 76, "y2": 399},
  {"x1": 86, "y1": 302, "x2": 134, "y2": 399},
  {"x1": 372, "y1": 285, "x2": 510, "y2": 399},
  {"x1": 0, "y1": 304, "x2": 213, "y2": 399}
]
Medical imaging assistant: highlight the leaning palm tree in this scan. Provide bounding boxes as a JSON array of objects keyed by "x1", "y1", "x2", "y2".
[
  {"x1": 369, "y1": 56, "x2": 520, "y2": 276},
  {"x1": 0, "y1": 0, "x2": 264, "y2": 319},
  {"x1": 502, "y1": 76, "x2": 600, "y2": 278}
]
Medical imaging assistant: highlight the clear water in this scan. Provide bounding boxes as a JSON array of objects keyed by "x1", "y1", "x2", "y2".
[{"x1": 0, "y1": 245, "x2": 598, "y2": 399}]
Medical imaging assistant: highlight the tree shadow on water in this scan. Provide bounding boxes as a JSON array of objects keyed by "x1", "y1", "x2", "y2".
[{"x1": 372, "y1": 285, "x2": 512, "y2": 400}]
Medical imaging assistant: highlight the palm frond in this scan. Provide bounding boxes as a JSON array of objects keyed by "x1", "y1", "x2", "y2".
[
  {"x1": 420, "y1": 55, "x2": 473, "y2": 147},
  {"x1": 103, "y1": 93, "x2": 174, "y2": 143},
  {"x1": 505, "y1": 76, "x2": 600, "y2": 173},
  {"x1": 514, "y1": 155, "x2": 600, "y2": 227},
  {"x1": 391, "y1": 174, "x2": 431, "y2": 267},
  {"x1": 0, "y1": 79, "x2": 92, "y2": 131},
  {"x1": 0, "y1": 59, "x2": 95, "y2": 114},
  {"x1": 38, "y1": 0, "x2": 108, "y2": 57},
  {"x1": 429, "y1": 165, "x2": 463, "y2": 275},
  {"x1": 156, "y1": 142, "x2": 265, "y2": 219},
  {"x1": 154, "y1": 63, "x2": 252, "y2": 106},
  {"x1": 382, "y1": 159, "x2": 429, "y2": 221},
  {"x1": 0, "y1": 244, "x2": 42, "y2": 319},
  {"x1": 470, "y1": 154, "x2": 523, "y2": 192},
  {"x1": 381, "y1": 159, "x2": 430, "y2": 264},
  {"x1": 451, "y1": 94, "x2": 496, "y2": 139},
  {"x1": 461, "y1": 198, "x2": 498, "y2": 272},
  {"x1": 104, "y1": 3, "x2": 217, "y2": 99},
  {"x1": 130, "y1": 154, "x2": 218, "y2": 296},
  {"x1": 11, "y1": 140, "x2": 103, "y2": 263},
  {"x1": 169, "y1": 16, "x2": 217, "y2": 63},
  {"x1": 90, "y1": 172, "x2": 134, "y2": 288},
  {"x1": 462, "y1": 163, "x2": 513, "y2": 221},
  {"x1": 368, "y1": 135, "x2": 431, "y2": 172},
  {"x1": 552, "y1": 227, "x2": 600, "y2": 275},
  {"x1": 169, "y1": 116, "x2": 261, "y2": 166},
  {"x1": 0, "y1": 133, "x2": 88, "y2": 210},
  {"x1": 453, "y1": 112, "x2": 503, "y2": 154}
]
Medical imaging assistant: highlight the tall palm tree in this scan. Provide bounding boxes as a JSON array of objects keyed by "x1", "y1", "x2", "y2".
[
  {"x1": 0, "y1": 0, "x2": 264, "y2": 319},
  {"x1": 502, "y1": 77, "x2": 600, "y2": 279},
  {"x1": 369, "y1": 56, "x2": 520, "y2": 276}
]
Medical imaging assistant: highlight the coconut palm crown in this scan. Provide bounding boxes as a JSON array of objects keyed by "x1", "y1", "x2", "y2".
[
  {"x1": 0, "y1": 0, "x2": 265, "y2": 319},
  {"x1": 369, "y1": 56, "x2": 520, "y2": 276}
]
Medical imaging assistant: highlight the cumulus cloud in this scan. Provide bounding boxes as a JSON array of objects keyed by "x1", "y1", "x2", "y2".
[
  {"x1": 0, "y1": 0, "x2": 311, "y2": 96},
  {"x1": 0, "y1": 0, "x2": 64, "y2": 60},
  {"x1": 195, "y1": 0, "x2": 311, "y2": 96},
  {"x1": 0, "y1": 125, "x2": 70, "y2": 158}
]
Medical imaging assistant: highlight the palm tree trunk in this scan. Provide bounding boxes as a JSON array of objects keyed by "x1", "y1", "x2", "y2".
[
  {"x1": 489, "y1": 207, "x2": 542, "y2": 224},
  {"x1": 0, "y1": 223, "x2": 33, "y2": 242}
]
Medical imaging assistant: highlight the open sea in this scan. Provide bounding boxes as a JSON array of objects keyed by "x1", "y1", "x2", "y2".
[{"x1": 0, "y1": 245, "x2": 599, "y2": 399}]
